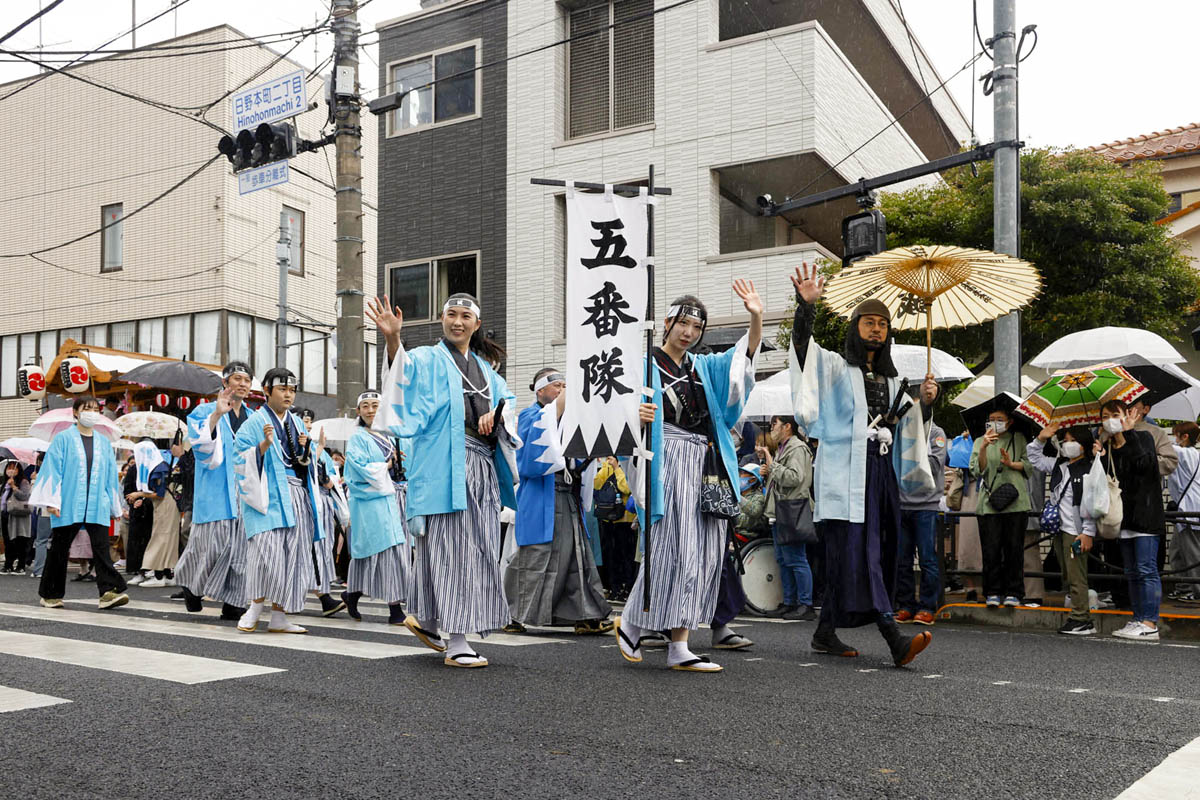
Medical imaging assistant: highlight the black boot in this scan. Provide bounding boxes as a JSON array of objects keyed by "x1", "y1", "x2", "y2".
[
  {"x1": 320, "y1": 593, "x2": 346, "y2": 617},
  {"x1": 343, "y1": 591, "x2": 363, "y2": 621},
  {"x1": 220, "y1": 603, "x2": 246, "y2": 621},
  {"x1": 810, "y1": 624, "x2": 858, "y2": 657},
  {"x1": 182, "y1": 587, "x2": 203, "y2": 613},
  {"x1": 387, "y1": 602, "x2": 405, "y2": 625},
  {"x1": 878, "y1": 616, "x2": 932, "y2": 667}
]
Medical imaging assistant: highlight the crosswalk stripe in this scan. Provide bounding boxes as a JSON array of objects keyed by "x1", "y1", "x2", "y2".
[
  {"x1": 0, "y1": 603, "x2": 427, "y2": 660},
  {"x1": 0, "y1": 629, "x2": 283, "y2": 684},
  {"x1": 0, "y1": 684, "x2": 71, "y2": 713},
  {"x1": 70, "y1": 599, "x2": 564, "y2": 648}
]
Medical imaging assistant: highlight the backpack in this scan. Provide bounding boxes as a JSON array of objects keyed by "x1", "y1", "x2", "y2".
[{"x1": 594, "y1": 474, "x2": 624, "y2": 521}]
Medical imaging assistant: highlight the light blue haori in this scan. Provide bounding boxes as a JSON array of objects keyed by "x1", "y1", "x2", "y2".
[
  {"x1": 28, "y1": 426, "x2": 122, "y2": 528},
  {"x1": 376, "y1": 340, "x2": 519, "y2": 524},
  {"x1": 232, "y1": 406, "x2": 326, "y2": 542},
  {"x1": 344, "y1": 427, "x2": 406, "y2": 558},
  {"x1": 635, "y1": 333, "x2": 759, "y2": 530},
  {"x1": 186, "y1": 401, "x2": 247, "y2": 525},
  {"x1": 514, "y1": 401, "x2": 566, "y2": 547},
  {"x1": 788, "y1": 338, "x2": 934, "y2": 524}
]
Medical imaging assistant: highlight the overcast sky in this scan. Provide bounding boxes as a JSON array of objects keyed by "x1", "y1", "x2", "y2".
[{"x1": 0, "y1": 0, "x2": 1194, "y2": 150}]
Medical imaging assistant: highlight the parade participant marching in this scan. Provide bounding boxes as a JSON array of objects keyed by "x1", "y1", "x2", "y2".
[
  {"x1": 614, "y1": 280, "x2": 763, "y2": 674},
  {"x1": 232, "y1": 368, "x2": 327, "y2": 634},
  {"x1": 341, "y1": 391, "x2": 409, "y2": 625},
  {"x1": 787, "y1": 263, "x2": 937, "y2": 667},
  {"x1": 30, "y1": 396, "x2": 129, "y2": 610},
  {"x1": 179, "y1": 362, "x2": 253, "y2": 619},
  {"x1": 367, "y1": 292, "x2": 517, "y2": 668},
  {"x1": 504, "y1": 368, "x2": 612, "y2": 635}
]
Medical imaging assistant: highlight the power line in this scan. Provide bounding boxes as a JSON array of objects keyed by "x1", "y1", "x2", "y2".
[
  {"x1": 0, "y1": 0, "x2": 66, "y2": 47},
  {"x1": 29, "y1": 228, "x2": 278, "y2": 284},
  {"x1": 2, "y1": 25, "x2": 328, "y2": 55},
  {"x1": 0, "y1": 31, "x2": 320, "y2": 63},
  {"x1": 783, "y1": 49, "x2": 988, "y2": 203},
  {"x1": 0, "y1": 159, "x2": 209, "y2": 206},
  {"x1": 0, "y1": 155, "x2": 221, "y2": 259},
  {"x1": 895, "y1": 0, "x2": 958, "y2": 156},
  {"x1": 0, "y1": 0, "x2": 193, "y2": 105}
]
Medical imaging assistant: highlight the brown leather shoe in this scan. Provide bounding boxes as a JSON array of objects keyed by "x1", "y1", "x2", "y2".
[
  {"x1": 914, "y1": 610, "x2": 935, "y2": 626},
  {"x1": 894, "y1": 609, "x2": 915, "y2": 623}
]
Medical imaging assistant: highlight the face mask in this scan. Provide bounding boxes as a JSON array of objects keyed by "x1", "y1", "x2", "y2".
[
  {"x1": 1103, "y1": 418, "x2": 1123, "y2": 435},
  {"x1": 1060, "y1": 441, "x2": 1083, "y2": 459},
  {"x1": 78, "y1": 411, "x2": 102, "y2": 428},
  {"x1": 987, "y1": 421, "x2": 1007, "y2": 434}
]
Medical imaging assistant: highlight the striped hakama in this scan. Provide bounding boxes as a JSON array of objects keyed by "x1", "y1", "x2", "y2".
[
  {"x1": 246, "y1": 476, "x2": 317, "y2": 613},
  {"x1": 174, "y1": 517, "x2": 248, "y2": 607},
  {"x1": 408, "y1": 436, "x2": 509, "y2": 635},
  {"x1": 312, "y1": 489, "x2": 337, "y2": 594},
  {"x1": 624, "y1": 425, "x2": 725, "y2": 631},
  {"x1": 504, "y1": 476, "x2": 610, "y2": 625},
  {"x1": 348, "y1": 483, "x2": 409, "y2": 604}
]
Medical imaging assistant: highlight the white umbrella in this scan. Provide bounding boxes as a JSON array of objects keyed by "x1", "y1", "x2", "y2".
[
  {"x1": 740, "y1": 371, "x2": 792, "y2": 422},
  {"x1": 113, "y1": 439, "x2": 138, "y2": 451},
  {"x1": 952, "y1": 374, "x2": 1041, "y2": 409},
  {"x1": 310, "y1": 417, "x2": 359, "y2": 441},
  {"x1": 29, "y1": 409, "x2": 120, "y2": 441},
  {"x1": 1029, "y1": 326, "x2": 1185, "y2": 370},
  {"x1": 1149, "y1": 364, "x2": 1200, "y2": 421},
  {"x1": 891, "y1": 344, "x2": 974, "y2": 383},
  {"x1": 1, "y1": 437, "x2": 49, "y2": 453}
]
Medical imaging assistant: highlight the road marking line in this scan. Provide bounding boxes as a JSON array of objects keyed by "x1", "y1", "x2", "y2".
[
  {"x1": 1151, "y1": 697, "x2": 1174, "y2": 703},
  {"x1": 797, "y1": 662, "x2": 818, "y2": 667},
  {"x1": 0, "y1": 684, "x2": 71, "y2": 713},
  {"x1": 1068, "y1": 688, "x2": 1090, "y2": 693},
  {"x1": 744, "y1": 657, "x2": 765, "y2": 662},
  {"x1": 0, "y1": 630, "x2": 282, "y2": 684},
  {"x1": 73, "y1": 599, "x2": 555, "y2": 648},
  {"x1": 1115, "y1": 734, "x2": 1200, "y2": 799},
  {"x1": 992, "y1": 680, "x2": 1012, "y2": 685},
  {"x1": 1166, "y1": 644, "x2": 1199, "y2": 649},
  {"x1": 923, "y1": 674, "x2": 943, "y2": 679},
  {"x1": 0, "y1": 603, "x2": 426, "y2": 660},
  {"x1": 857, "y1": 668, "x2": 878, "y2": 673}
]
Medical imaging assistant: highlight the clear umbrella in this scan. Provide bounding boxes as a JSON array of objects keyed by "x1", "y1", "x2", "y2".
[{"x1": 1029, "y1": 326, "x2": 1185, "y2": 370}]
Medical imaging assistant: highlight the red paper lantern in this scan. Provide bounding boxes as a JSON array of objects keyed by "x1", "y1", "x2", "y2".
[
  {"x1": 155, "y1": 392, "x2": 169, "y2": 408},
  {"x1": 177, "y1": 396, "x2": 192, "y2": 411}
]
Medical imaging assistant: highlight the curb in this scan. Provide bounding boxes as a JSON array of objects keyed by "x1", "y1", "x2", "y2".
[{"x1": 935, "y1": 602, "x2": 1200, "y2": 641}]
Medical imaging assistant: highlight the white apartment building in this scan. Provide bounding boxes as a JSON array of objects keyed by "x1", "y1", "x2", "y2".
[
  {"x1": 0, "y1": 25, "x2": 378, "y2": 438},
  {"x1": 504, "y1": 0, "x2": 971, "y2": 397}
]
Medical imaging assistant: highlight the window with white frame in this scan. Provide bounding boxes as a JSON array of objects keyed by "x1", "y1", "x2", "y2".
[
  {"x1": 101, "y1": 203, "x2": 123, "y2": 272},
  {"x1": 388, "y1": 41, "x2": 480, "y2": 135},
  {"x1": 282, "y1": 206, "x2": 305, "y2": 276},
  {"x1": 387, "y1": 253, "x2": 480, "y2": 324},
  {"x1": 567, "y1": 0, "x2": 654, "y2": 140}
]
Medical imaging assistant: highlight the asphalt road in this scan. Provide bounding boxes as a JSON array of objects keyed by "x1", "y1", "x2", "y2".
[{"x1": 0, "y1": 576, "x2": 1195, "y2": 800}]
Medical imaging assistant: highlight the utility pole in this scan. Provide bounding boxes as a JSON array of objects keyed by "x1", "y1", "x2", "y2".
[
  {"x1": 992, "y1": 0, "x2": 1021, "y2": 397},
  {"x1": 331, "y1": 0, "x2": 365, "y2": 416},
  {"x1": 131, "y1": 1, "x2": 136, "y2": 49},
  {"x1": 276, "y1": 213, "x2": 291, "y2": 369}
]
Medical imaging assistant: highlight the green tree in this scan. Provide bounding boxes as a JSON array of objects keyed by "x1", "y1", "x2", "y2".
[{"x1": 778, "y1": 148, "x2": 1198, "y2": 366}]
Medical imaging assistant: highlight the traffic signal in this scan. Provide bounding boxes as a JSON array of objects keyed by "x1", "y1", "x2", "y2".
[
  {"x1": 841, "y1": 208, "x2": 887, "y2": 267},
  {"x1": 217, "y1": 123, "x2": 297, "y2": 172}
]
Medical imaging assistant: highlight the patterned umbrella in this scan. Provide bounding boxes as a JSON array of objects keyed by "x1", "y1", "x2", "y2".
[
  {"x1": 114, "y1": 411, "x2": 185, "y2": 440},
  {"x1": 1016, "y1": 363, "x2": 1147, "y2": 428}
]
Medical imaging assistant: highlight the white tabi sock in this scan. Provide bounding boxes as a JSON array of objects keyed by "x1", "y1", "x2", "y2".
[
  {"x1": 237, "y1": 601, "x2": 265, "y2": 630},
  {"x1": 711, "y1": 624, "x2": 733, "y2": 644},
  {"x1": 667, "y1": 641, "x2": 696, "y2": 666},
  {"x1": 446, "y1": 633, "x2": 474, "y2": 658}
]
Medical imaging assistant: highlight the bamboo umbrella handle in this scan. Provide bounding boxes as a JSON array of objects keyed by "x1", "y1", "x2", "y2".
[{"x1": 926, "y1": 306, "x2": 933, "y2": 376}]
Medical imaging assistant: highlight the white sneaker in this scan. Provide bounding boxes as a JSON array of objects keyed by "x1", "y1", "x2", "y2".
[
  {"x1": 1112, "y1": 620, "x2": 1140, "y2": 635},
  {"x1": 113, "y1": 560, "x2": 126, "y2": 569},
  {"x1": 126, "y1": 574, "x2": 146, "y2": 586},
  {"x1": 140, "y1": 577, "x2": 166, "y2": 588},
  {"x1": 164, "y1": 577, "x2": 176, "y2": 586},
  {"x1": 1113, "y1": 622, "x2": 1159, "y2": 642},
  {"x1": 1088, "y1": 589, "x2": 1100, "y2": 610}
]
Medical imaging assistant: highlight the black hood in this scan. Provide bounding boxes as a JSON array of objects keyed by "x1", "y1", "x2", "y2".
[{"x1": 843, "y1": 325, "x2": 898, "y2": 377}]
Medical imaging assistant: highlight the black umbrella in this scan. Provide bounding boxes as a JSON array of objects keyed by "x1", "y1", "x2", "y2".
[
  {"x1": 958, "y1": 391, "x2": 1036, "y2": 440},
  {"x1": 119, "y1": 359, "x2": 222, "y2": 395},
  {"x1": 1125, "y1": 364, "x2": 1189, "y2": 407}
]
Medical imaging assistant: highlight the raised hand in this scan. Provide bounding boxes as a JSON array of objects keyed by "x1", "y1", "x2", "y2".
[
  {"x1": 732, "y1": 279, "x2": 763, "y2": 316},
  {"x1": 366, "y1": 295, "x2": 403, "y2": 339},
  {"x1": 789, "y1": 261, "x2": 826, "y2": 304},
  {"x1": 920, "y1": 373, "x2": 938, "y2": 405},
  {"x1": 1037, "y1": 422, "x2": 1061, "y2": 442}
]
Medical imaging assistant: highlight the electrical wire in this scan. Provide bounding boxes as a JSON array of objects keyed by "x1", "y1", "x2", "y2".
[
  {"x1": 29, "y1": 228, "x2": 279, "y2": 284},
  {"x1": 783, "y1": 49, "x2": 988, "y2": 204},
  {"x1": 0, "y1": 0, "x2": 66, "y2": 47},
  {"x1": 4, "y1": 25, "x2": 328, "y2": 55},
  {"x1": 895, "y1": 0, "x2": 958, "y2": 156},
  {"x1": 972, "y1": 0, "x2": 993, "y2": 60},
  {"x1": 0, "y1": 31, "x2": 323, "y2": 63},
  {"x1": 0, "y1": 155, "x2": 221, "y2": 259},
  {"x1": 0, "y1": 159, "x2": 209, "y2": 206},
  {"x1": 0, "y1": 0, "x2": 193, "y2": 105}
]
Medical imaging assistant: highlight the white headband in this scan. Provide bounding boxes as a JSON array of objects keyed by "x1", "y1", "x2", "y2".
[
  {"x1": 443, "y1": 297, "x2": 481, "y2": 318},
  {"x1": 533, "y1": 373, "x2": 565, "y2": 393},
  {"x1": 666, "y1": 304, "x2": 705, "y2": 322},
  {"x1": 357, "y1": 391, "x2": 381, "y2": 406}
]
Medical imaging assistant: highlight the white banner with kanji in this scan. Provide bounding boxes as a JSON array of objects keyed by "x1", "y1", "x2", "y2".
[{"x1": 561, "y1": 187, "x2": 649, "y2": 458}]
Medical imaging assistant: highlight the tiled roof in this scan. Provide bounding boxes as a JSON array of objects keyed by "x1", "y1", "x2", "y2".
[{"x1": 1090, "y1": 123, "x2": 1200, "y2": 162}]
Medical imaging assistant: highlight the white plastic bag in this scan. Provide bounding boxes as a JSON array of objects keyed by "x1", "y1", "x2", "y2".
[{"x1": 1082, "y1": 457, "x2": 1110, "y2": 519}]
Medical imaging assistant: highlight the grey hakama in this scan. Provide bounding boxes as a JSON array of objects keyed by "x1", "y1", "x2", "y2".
[
  {"x1": 245, "y1": 476, "x2": 316, "y2": 613},
  {"x1": 312, "y1": 487, "x2": 338, "y2": 594},
  {"x1": 408, "y1": 436, "x2": 509, "y2": 635},
  {"x1": 504, "y1": 475, "x2": 610, "y2": 625},
  {"x1": 623, "y1": 425, "x2": 725, "y2": 631},
  {"x1": 174, "y1": 517, "x2": 248, "y2": 606},
  {"x1": 347, "y1": 483, "x2": 409, "y2": 604}
]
